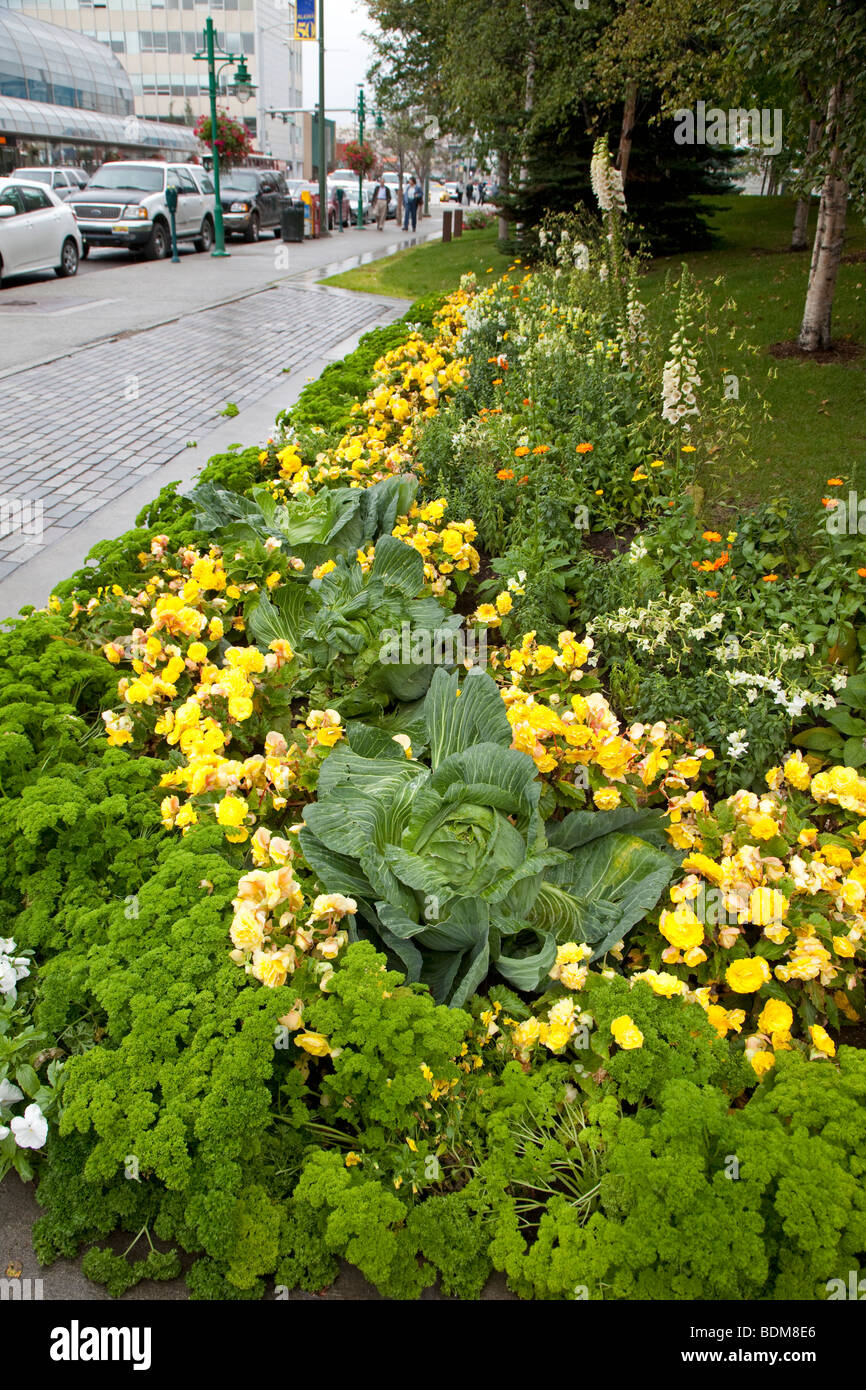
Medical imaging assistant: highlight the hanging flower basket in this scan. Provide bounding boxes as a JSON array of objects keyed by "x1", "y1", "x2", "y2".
[
  {"x1": 194, "y1": 110, "x2": 253, "y2": 169},
  {"x1": 344, "y1": 140, "x2": 375, "y2": 178}
]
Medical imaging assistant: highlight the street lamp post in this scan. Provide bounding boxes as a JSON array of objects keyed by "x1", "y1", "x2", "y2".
[
  {"x1": 353, "y1": 87, "x2": 382, "y2": 229},
  {"x1": 194, "y1": 17, "x2": 255, "y2": 258},
  {"x1": 356, "y1": 84, "x2": 365, "y2": 230},
  {"x1": 317, "y1": 0, "x2": 327, "y2": 236}
]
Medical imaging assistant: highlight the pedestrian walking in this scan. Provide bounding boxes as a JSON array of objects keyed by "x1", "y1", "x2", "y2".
[
  {"x1": 371, "y1": 175, "x2": 389, "y2": 230},
  {"x1": 403, "y1": 176, "x2": 419, "y2": 231},
  {"x1": 465, "y1": 178, "x2": 474, "y2": 205}
]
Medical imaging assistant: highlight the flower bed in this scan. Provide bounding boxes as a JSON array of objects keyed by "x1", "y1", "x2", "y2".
[{"x1": 3, "y1": 174, "x2": 866, "y2": 1299}]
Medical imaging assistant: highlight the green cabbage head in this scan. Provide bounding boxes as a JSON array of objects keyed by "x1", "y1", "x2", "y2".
[{"x1": 299, "y1": 667, "x2": 673, "y2": 1005}]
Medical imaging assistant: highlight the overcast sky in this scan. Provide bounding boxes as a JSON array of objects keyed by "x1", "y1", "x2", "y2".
[{"x1": 300, "y1": 0, "x2": 377, "y2": 129}]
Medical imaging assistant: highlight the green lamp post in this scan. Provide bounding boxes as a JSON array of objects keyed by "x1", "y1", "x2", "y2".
[
  {"x1": 354, "y1": 86, "x2": 383, "y2": 229},
  {"x1": 194, "y1": 18, "x2": 256, "y2": 258}
]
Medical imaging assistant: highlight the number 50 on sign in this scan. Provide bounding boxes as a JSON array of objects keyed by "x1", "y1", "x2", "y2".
[{"x1": 296, "y1": 0, "x2": 316, "y2": 40}]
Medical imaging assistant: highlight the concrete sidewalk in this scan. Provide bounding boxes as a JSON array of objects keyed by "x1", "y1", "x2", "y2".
[{"x1": 0, "y1": 280, "x2": 410, "y2": 614}]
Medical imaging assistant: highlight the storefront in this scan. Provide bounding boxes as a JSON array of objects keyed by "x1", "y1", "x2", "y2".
[
  {"x1": 0, "y1": 9, "x2": 199, "y2": 174},
  {"x1": 0, "y1": 94, "x2": 200, "y2": 174}
]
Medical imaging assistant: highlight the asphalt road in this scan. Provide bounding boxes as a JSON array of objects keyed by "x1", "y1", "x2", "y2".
[{"x1": 0, "y1": 206, "x2": 443, "y2": 374}]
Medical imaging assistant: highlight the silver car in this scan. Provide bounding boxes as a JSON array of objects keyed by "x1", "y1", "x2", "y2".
[{"x1": 10, "y1": 166, "x2": 89, "y2": 201}]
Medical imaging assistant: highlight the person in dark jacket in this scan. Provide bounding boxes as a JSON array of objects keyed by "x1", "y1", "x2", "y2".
[{"x1": 403, "y1": 176, "x2": 420, "y2": 230}]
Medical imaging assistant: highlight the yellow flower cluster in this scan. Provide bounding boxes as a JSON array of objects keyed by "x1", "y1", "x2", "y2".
[
  {"x1": 494, "y1": 637, "x2": 713, "y2": 805},
  {"x1": 635, "y1": 758, "x2": 866, "y2": 1064},
  {"x1": 511, "y1": 994, "x2": 586, "y2": 1057},
  {"x1": 229, "y1": 839, "x2": 356, "y2": 991},
  {"x1": 392, "y1": 499, "x2": 480, "y2": 594},
  {"x1": 296, "y1": 296, "x2": 472, "y2": 491}
]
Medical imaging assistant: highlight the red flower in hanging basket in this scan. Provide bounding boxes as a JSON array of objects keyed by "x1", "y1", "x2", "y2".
[
  {"x1": 194, "y1": 109, "x2": 253, "y2": 168},
  {"x1": 344, "y1": 139, "x2": 375, "y2": 177}
]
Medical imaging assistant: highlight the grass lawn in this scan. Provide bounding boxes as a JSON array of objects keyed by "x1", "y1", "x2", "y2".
[
  {"x1": 325, "y1": 197, "x2": 865, "y2": 526},
  {"x1": 641, "y1": 195, "x2": 866, "y2": 519},
  {"x1": 322, "y1": 224, "x2": 512, "y2": 298}
]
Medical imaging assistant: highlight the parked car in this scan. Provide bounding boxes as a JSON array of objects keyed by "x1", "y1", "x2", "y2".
[
  {"x1": 0, "y1": 177, "x2": 82, "y2": 286},
  {"x1": 286, "y1": 180, "x2": 348, "y2": 231},
  {"x1": 329, "y1": 179, "x2": 373, "y2": 226},
  {"x1": 10, "y1": 166, "x2": 89, "y2": 200},
  {"x1": 70, "y1": 161, "x2": 216, "y2": 259},
  {"x1": 218, "y1": 167, "x2": 287, "y2": 242}
]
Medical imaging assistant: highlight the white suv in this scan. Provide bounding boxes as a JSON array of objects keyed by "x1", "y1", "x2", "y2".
[{"x1": 70, "y1": 161, "x2": 216, "y2": 259}]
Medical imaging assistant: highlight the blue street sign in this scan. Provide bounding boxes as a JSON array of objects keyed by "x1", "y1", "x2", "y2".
[{"x1": 296, "y1": 0, "x2": 316, "y2": 40}]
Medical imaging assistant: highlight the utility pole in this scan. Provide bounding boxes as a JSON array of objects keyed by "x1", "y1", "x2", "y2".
[{"x1": 317, "y1": 0, "x2": 328, "y2": 234}]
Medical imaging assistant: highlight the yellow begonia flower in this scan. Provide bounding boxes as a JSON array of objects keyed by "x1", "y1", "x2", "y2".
[
  {"x1": 809, "y1": 1024, "x2": 836, "y2": 1057},
  {"x1": 216, "y1": 794, "x2": 248, "y2": 828},
  {"x1": 750, "y1": 1050, "x2": 776, "y2": 1078},
  {"x1": 725, "y1": 956, "x2": 771, "y2": 994},
  {"x1": 610, "y1": 1015, "x2": 644, "y2": 1049},
  {"x1": 757, "y1": 998, "x2": 793, "y2": 1037},
  {"x1": 294, "y1": 1031, "x2": 332, "y2": 1057}
]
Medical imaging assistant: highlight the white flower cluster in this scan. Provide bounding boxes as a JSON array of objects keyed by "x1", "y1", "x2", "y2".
[
  {"x1": 0, "y1": 937, "x2": 30, "y2": 1002},
  {"x1": 726, "y1": 728, "x2": 750, "y2": 760},
  {"x1": 590, "y1": 138, "x2": 626, "y2": 216},
  {"x1": 587, "y1": 593, "x2": 842, "y2": 725},
  {"x1": 725, "y1": 668, "x2": 838, "y2": 719},
  {"x1": 553, "y1": 229, "x2": 591, "y2": 272},
  {"x1": 0, "y1": 1079, "x2": 48, "y2": 1151},
  {"x1": 662, "y1": 327, "x2": 701, "y2": 426},
  {"x1": 627, "y1": 538, "x2": 648, "y2": 564},
  {"x1": 620, "y1": 283, "x2": 648, "y2": 366}
]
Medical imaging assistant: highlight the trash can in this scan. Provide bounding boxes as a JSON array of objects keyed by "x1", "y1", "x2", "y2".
[{"x1": 280, "y1": 198, "x2": 304, "y2": 243}]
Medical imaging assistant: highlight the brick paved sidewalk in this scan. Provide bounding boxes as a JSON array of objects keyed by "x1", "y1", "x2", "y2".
[{"x1": 0, "y1": 282, "x2": 405, "y2": 587}]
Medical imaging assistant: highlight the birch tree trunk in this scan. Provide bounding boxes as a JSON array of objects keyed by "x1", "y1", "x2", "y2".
[
  {"x1": 617, "y1": 79, "x2": 638, "y2": 185},
  {"x1": 791, "y1": 119, "x2": 821, "y2": 251},
  {"x1": 798, "y1": 80, "x2": 847, "y2": 352}
]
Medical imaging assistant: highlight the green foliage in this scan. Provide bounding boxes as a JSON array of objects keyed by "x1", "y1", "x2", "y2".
[
  {"x1": 81, "y1": 1244, "x2": 182, "y2": 1298},
  {"x1": 304, "y1": 942, "x2": 470, "y2": 1143},
  {"x1": 577, "y1": 974, "x2": 752, "y2": 1105},
  {"x1": 280, "y1": 320, "x2": 417, "y2": 442},
  {"x1": 292, "y1": 1150, "x2": 434, "y2": 1299},
  {"x1": 247, "y1": 533, "x2": 461, "y2": 718},
  {"x1": 496, "y1": 1048, "x2": 866, "y2": 1300},
  {"x1": 406, "y1": 1192, "x2": 492, "y2": 1298}
]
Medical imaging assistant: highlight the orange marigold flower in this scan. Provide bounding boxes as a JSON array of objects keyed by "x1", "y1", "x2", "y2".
[
  {"x1": 532, "y1": 444, "x2": 550, "y2": 454},
  {"x1": 762, "y1": 573, "x2": 778, "y2": 583},
  {"x1": 693, "y1": 551, "x2": 730, "y2": 573},
  {"x1": 497, "y1": 468, "x2": 515, "y2": 481},
  {"x1": 858, "y1": 568, "x2": 866, "y2": 578},
  {"x1": 514, "y1": 446, "x2": 530, "y2": 457},
  {"x1": 523, "y1": 397, "x2": 532, "y2": 406},
  {"x1": 575, "y1": 443, "x2": 594, "y2": 454},
  {"x1": 517, "y1": 475, "x2": 529, "y2": 485},
  {"x1": 827, "y1": 477, "x2": 843, "y2": 485},
  {"x1": 705, "y1": 590, "x2": 719, "y2": 598},
  {"x1": 822, "y1": 497, "x2": 839, "y2": 508},
  {"x1": 492, "y1": 378, "x2": 503, "y2": 385},
  {"x1": 702, "y1": 531, "x2": 722, "y2": 542}
]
